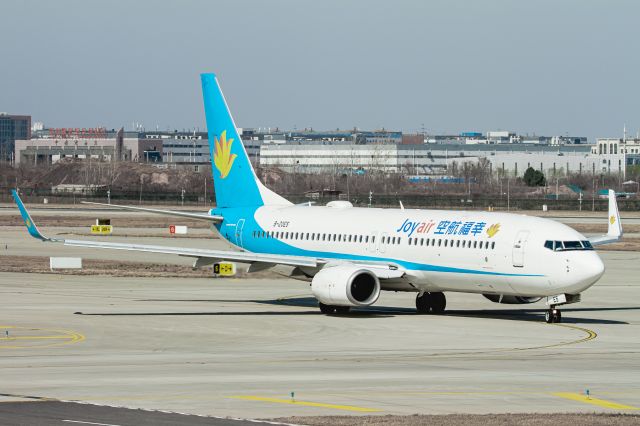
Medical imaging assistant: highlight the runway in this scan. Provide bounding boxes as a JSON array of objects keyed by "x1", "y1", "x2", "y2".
[{"x1": 1, "y1": 213, "x2": 639, "y2": 420}]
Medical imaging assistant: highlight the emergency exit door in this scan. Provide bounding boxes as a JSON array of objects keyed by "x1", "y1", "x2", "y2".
[{"x1": 512, "y1": 230, "x2": 529, "y2": 267}]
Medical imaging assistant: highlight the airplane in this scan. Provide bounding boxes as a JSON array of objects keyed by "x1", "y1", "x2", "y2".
[{"x1": 11, "y1": 73, "x2": 624, "y2": 324}]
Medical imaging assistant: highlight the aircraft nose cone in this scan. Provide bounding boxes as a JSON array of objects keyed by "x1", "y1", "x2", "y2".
[{"x1": 577, "y1": 253, "x2": 605, "y2": 289}]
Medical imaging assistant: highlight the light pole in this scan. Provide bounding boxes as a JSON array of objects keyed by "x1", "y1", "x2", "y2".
[
  {"x1": 507, "y1": 177, "x2": 510, "y2": 211},
  {"x1": 107, "y1": 189, "x2": 111, "y2": 205},
  {"x1": 181, "y1": 188, "x2": 185, "y2": 207}
]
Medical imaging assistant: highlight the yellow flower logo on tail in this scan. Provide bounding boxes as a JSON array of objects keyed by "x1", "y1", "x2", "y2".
[
  {"x1": 213, "y1": 130, "x2": 237, "y2": 179},
  {"x1": 486, "y1": 223, "x2": 500, "y2": 238},
  {"x1": 610, "y1": 215, "x2": 616, "y2": 225}
]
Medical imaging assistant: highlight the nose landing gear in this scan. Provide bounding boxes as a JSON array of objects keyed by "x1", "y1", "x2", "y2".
[{"x1": 545, "y1": 307, "x2": 562, "y2": 323}]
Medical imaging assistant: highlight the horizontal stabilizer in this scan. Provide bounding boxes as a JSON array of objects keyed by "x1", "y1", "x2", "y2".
[{"x1": 81, "y1": 201, "x2": 223, "y2": 222}]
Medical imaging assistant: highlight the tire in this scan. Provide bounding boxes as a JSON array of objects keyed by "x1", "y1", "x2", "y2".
[
  {"x1": 554, "y1": 311, "x2": 562, "y2": 323},
  {"x1": 319, "y1": 302, "x2": 336, "y2": 315},
  {"x1": 545, "y1": 310, "x2": 554, "y2": 323},
  {"x1": 415, "y1": 293, "x2": 432, "y2": 314},
  {"x1": 430, "y1": 292, "x2": 446, "y2": 314},
  {"x1": 335, "y1": 306, "x2": 351, "y2": 314}
]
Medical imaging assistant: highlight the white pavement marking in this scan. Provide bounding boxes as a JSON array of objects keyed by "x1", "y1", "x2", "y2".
[{"x1": 62, "y1": 420, "x2": 122, "y2": 426}]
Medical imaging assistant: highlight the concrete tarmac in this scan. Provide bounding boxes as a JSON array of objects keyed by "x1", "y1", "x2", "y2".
[
  {"x1": 1, "y1": 216, "x2": 639, "y2": 419},
  {"x1": 0, "y1": 400, "x2": 287, "y2": 426}
]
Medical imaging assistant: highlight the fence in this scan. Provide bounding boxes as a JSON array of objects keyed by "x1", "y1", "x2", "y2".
[{"x1": 3, "y1": 187, "x2": 634, "y2": 212}]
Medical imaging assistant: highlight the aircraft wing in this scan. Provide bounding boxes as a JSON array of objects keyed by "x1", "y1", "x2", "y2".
[
  {"x1": 12, "y1": 190, "x2": 316, "y2": 268},
  {"x1": 589, "y1": 189, "x2": 623, "y2": 246},
  {"x1": 12, "y1": 190, "x2": 410, "y2": 276},
  {"x1": 81, "y1": 201, "x2": 223, "y2": 222}
]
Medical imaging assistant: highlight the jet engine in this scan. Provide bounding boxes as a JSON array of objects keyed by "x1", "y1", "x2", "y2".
[
  {"x1": 311, "y1": 265, "x2": 381, "y2": 307},
  {"x1": 483, "y1": 294, "x2": 542, "y2": 304}
]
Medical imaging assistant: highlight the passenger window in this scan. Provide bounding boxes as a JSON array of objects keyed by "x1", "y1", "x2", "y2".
[
  {"x1": 491, "y1": 241, "x2": 495, "y2": 249},
  {"x1": 473, "y1": 241, "x2": 477, "y2": 248},
  {"x1": 456, "y1": 240, "x2": 460, "y2": 247},
  {"x1": 438, "y1": 239, "x2": 442, "y2": 247}
]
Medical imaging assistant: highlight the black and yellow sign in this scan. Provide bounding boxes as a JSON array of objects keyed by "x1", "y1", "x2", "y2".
[
  {"x1": 213, "y1": 262, "x2": 236, "y2": 276},
  {"x1": 91, "y1": 225, "x2": 113, "y2": 235}
]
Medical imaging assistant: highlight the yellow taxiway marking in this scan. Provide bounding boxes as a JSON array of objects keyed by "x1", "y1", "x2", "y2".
[
  {"x1": 0, "y1": 326, "x2": 85, "y2": 349},
  {"x1": 230, "y1": 395, "x2": 381, "y2": 412},
  {"x1": 553, "y1": 392, "x2": 640, "y2": 410}
]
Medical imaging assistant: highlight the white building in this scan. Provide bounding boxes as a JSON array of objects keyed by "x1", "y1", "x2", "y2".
[{"x1": 260, "y1": 142, "x2": 624, "y2": 177}]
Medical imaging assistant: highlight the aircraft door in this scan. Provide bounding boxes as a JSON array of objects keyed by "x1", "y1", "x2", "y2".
[
  {"x1": 512, "y1": 230, "x2": 529, "y2": 267},
  {"x1": 235, "y1": 218, "x2": 245, "y2": 248}
]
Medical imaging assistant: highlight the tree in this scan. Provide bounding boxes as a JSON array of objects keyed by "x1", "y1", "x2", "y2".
[{"x1": 523, "y1": 167, "x2": 546, "y2": 187}]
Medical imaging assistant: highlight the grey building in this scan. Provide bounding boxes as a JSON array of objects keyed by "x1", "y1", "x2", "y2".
[{"x1": 0, "y1": 113, "x2": 31, "y2": 162}]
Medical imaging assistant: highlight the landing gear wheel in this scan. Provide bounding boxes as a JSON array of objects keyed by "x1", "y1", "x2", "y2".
[
  {"x1": 319, "y1": 303, "x2": 350, "y2": 315},
  {"x1": 416, "y1": 293, "x2": 431, "y2": 314},
  {"x1": 430, "y1": 292, "x2": 446, "y2": 314},
  {"x1": 416, "y1": 292, "x2": 447, "y2": 315},
  {"x1": 545, "y1": 308, "x2": 562, "y2": 323},
  {"x1": 319, "y1": 302, "x2": 336, "y2": 315}
]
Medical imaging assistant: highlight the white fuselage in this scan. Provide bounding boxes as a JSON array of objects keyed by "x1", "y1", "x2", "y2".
[{"x1": 218, "y1": 204, "x2": 605, "y2": 298}]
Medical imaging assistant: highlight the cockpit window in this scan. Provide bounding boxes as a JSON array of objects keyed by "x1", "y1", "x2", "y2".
[
  {"x1": 563, "y1": 241, "x2": 583, "y2": 250},
  {"x1": 544, "y1": 240, "x2": 594, "y2": 251}
]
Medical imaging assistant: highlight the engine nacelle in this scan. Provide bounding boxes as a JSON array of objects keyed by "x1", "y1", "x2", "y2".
[
  {"x1": 311, "y1": 265, "x2": 381, "y2": 307},
  {"x1": 483, "y1": 294, "x2": 543, "y2": 304}
]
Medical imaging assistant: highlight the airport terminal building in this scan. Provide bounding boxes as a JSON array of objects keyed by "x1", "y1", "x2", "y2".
[
  {"x1": 260, "y1": 141, "x2": 630, "y2": 178},
  {"x1": 15, "y1": 128, "x2": 162, "y2": 164}
]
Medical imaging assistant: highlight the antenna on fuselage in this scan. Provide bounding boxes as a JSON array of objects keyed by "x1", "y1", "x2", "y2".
[{"x1": 399, "y1": 200, "x2": 405, "y2": 211}]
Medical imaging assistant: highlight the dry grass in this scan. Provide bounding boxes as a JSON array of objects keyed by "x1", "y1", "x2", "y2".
[
  {"x1": 271, "y1": 413, "x2": 640, "y2": 426},
  {"x1": 0, "y1": 215, "x2": 209, "y2": 229},
  {"x1": 0, "y1": 255, "x2": 277, "y2": 279}
]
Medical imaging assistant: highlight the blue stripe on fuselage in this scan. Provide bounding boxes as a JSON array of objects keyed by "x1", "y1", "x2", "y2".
[{"x1": 213, "y1": 207, "x2": 543, "y2": 278}]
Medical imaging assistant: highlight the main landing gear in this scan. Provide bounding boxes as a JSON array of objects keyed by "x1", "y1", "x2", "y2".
[
  {"x1": 319, "y1": 302, "x2": 350, "y2": 315},
  {"x1": 416, "y1": 292, "x2": 446, "y2": 314},
  {"x1": 545, "y1": 307, "x2": 562, "y2": 323}
]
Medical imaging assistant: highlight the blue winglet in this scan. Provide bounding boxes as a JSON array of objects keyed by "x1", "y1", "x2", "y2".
[{"x1": 11, "y1": 189, "x2": 49, "y2": 241}]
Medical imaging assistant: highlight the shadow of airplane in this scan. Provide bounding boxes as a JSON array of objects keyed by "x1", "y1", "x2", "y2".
[{"x1": 79, "y1": 296, "x2": 634, "y2": 324}]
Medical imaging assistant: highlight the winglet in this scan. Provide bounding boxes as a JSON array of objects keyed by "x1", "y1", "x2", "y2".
[
  {"x1": 11, "y1": 189, "x2": 50, "y2": 241},
  {"x1": 607, "y1": 189, "x2": 623, "y2": 238}
]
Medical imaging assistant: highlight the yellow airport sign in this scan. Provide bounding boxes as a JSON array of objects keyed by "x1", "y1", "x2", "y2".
[
  {"x1": 214, "y1": 262, "x2": 236, "y2": 276},
  {"x1": 91, "y1": 225, "x2": 113, "y2": 235}
]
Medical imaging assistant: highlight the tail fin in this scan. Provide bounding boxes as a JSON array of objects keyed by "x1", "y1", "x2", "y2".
[
  {"x1": 607, "y1": 189, "x2": 622, "y2": 238},
  {"x1": 201, "y1": 73, "x2": 290, "y2": 208}
]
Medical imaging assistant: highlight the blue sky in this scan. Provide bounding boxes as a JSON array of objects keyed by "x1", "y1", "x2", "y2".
[{"x1": 2, "y1": 0, "x2": 638, "y2": 141}]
